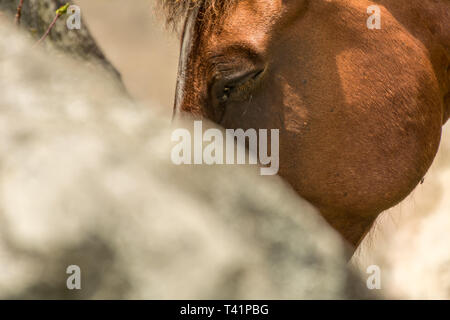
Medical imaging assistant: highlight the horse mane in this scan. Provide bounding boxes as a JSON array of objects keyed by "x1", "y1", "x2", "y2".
[{"x1": 156, "y1": 0, "x2": 236, "y2": 30}]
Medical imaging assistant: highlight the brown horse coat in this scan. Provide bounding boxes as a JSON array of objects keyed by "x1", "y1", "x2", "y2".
[{"x1": 160, "y1": 0, "x2": 450, "y2": 245}]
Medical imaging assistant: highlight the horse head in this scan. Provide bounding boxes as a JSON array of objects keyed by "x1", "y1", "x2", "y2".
[{"x1": 164, "y1": 0, "x2": 450, "y2": 245}]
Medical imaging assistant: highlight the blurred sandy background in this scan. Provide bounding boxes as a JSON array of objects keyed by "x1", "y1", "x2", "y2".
[{"x1": 76, "y1": 0, "x2": 179, "y2": 119}]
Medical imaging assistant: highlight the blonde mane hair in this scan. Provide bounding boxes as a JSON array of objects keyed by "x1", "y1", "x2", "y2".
[{"x1": 156, "y1": 0, "x2": 237, "y2": 30}]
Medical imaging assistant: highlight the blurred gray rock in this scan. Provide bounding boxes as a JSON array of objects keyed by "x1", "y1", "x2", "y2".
[
  {"x1": 0, "y1": 0, "x2": 123, "y2": 83},
  {"x1": 0, "y1": 21, "x2": 369, "y2": 299}
]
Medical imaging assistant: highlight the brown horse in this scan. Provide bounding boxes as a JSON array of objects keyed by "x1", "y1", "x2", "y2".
[{"x1": 159, "y1": 0, "x2": 450, "y2": 246}]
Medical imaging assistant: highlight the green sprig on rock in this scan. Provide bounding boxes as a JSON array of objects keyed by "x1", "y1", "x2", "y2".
[
  {"x1": 34, "y1": 2, "x2": 71, "y2": 47},
  {"x1": 56, "y1": 3, "x2": 70, "y2": 16}
]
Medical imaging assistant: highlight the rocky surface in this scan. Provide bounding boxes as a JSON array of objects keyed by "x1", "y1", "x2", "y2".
[{"x1": 0, "y1": 0, "x2": 123, "y2": 83}]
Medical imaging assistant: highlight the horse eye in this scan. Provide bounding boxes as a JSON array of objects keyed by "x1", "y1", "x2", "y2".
[
  {"x1": 220, "y1": 86, "x2": 233, "y2": 103},
  {"x1": 208, "y1": 68, "x2": 264, "y2": 123},
  {"x1": 214, "y1": 69, "x2": 264, "y2": 105}
]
